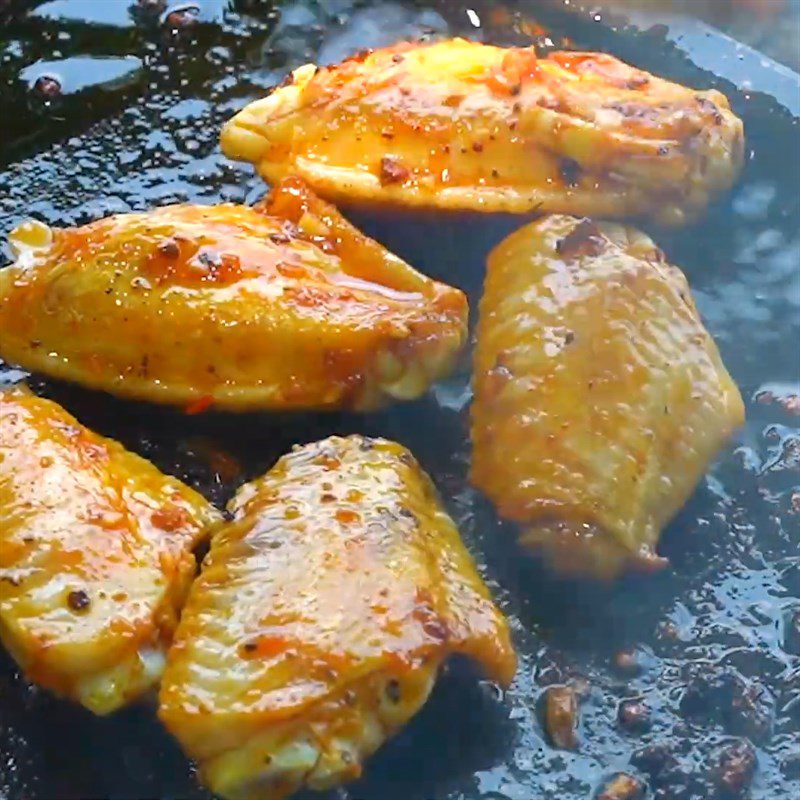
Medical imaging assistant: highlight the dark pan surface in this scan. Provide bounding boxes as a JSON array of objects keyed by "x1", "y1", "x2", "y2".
[{"x1": 0, "y1": 2, "x2": 798, "y2": 799}]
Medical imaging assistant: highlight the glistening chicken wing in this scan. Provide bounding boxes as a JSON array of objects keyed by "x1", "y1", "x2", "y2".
[
  {"x1": 0, "y1": 386, "x2": 220, "y2": 714},
  {"x1": 159, "y1": 435, "x2": 516, "y2": 800},
  {"x1": 221, "y1": 38, "x2": 744, "y2": 226},
  {"x1": 471, "y1": 216, "x2": 744, "y2": 579},
  {"x1": 0, "y1": 178, "x2": 466, "y2": 411}
]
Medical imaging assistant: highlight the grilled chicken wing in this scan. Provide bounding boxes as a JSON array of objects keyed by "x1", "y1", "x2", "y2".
[
  {"x1": 0, "y1": 386, "x2": 220, "y2": 714},
  {"x1": 471, "y1": 216, "x2": 744, "y2": 579},
  {"x1": 0, "y1": 178, "x2": 466, "y2": 411},
  {"x1": 159, "y1": 435, "x2": 516, "y2": 800},
  {"x1": 221, "y1": 38, "x2": 744, "y2": 226}
]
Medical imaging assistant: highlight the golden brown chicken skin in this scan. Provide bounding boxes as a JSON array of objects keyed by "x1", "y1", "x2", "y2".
[
  {"x1": 0, "y1": 178, "x2": 467, "y2": 412},
  {"x1": 471, "y1": 216, "x2": 745, "y2": 579},
  {"x1": 221, "y1": 38, "x2": 744, "y2": 226},
  {"x1": 0, "y1": 386, "x2": 220, "y2": 714},
  {"x1": 159, "y1": 435, "x2": 516, "y2": 800}
]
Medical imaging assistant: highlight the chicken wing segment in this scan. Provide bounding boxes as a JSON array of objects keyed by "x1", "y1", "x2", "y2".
[
  {"x1": 159, "y1": 435, "x2": 516, "y2": 800},
  {"x1": 471, "y1": 216, "x2": 744, "y2": 579},
  {"x1": 0, "y1": 178, "x2": 466, "y2": 411},
  {"x1": 221, "y1": 38, "x2": 744, "y2": 225},
  {"x1": 0, "y1": 386, "x2": 220, "y2": 714}
]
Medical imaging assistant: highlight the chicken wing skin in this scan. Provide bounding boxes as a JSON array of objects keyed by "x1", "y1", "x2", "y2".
[
  {"x1": 0, "y1": 386, "x2": 220, "y2": 714},
  {"x1": 0, "y1": 178, "x2": 466, "y2": 411},
  {"x1": 221, "y1": 38, "x2": 744, "y2": 226},
  {"x1": 159, "y1": 435, "x2": 516, "y2": 800},
  {"x1": 471, "y1": 216, "x2": 744, "y2": 579}
]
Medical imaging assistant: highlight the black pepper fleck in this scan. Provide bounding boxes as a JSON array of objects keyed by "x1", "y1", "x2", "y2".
[
  {"x1": 386, "y1": 679, "x2": 401, "y2": 703},
  {"x1": 559, "y1": 157, "x2": 582, "y2": 187},
  {"x1": 556, "y1": 219, "x2": 606, "y2": 259},
  {"x1": 67, "y1": 589, "x2": 91, "y2": 611}
]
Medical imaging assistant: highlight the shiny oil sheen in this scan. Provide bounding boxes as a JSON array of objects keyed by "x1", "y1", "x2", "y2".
[
  {"x1": 0, "y1": 386, "x2": 220, "y2": 714},
  {"x1": 159, "y1": 435, "x2": 515, "y2": 800},
  {"x1": 221, "y1": 38, "x2": 744, "y2": 226},
  {"x1": 0, "y1": 178, "x2": 466, "y2": 411},
  {"x1": 471, "y1": 216, "x2": 744, "y2": 579}
]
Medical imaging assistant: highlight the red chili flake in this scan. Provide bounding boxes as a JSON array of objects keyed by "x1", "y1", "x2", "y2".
[
  {"x1": 379, "y1": 156, "x2": 410, "y2": 185},
  {"x1": 488, "y1": 48, "x2": 540, "y2": 95},
  {"x1": 157, "y1": 238, "x2": 180, "y2": 259},
  {"x1": 349, "y1": 47, "x2": 375, "y2": 64},
  {"x1": 185, "y1": 395, "x2": 214, "y2": 415},
  {"x1": 222, "y1": 253, "x2": 248, "y2": 282},
  {"x1": 472, "y1": 141, "x2": 484, "y2": 153},
  {"x1": 315, "y1": 454, "x2": 341, "y2": 470},
  {"x1": 152, "y1": 505, "x2": 191, "y2": 532},
  {"x1": 240, "y1": 636, "x2": 288, "y2": 659},
  {"x1": 276, "y1": 261, "x2": 307, "y2": 280}
]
